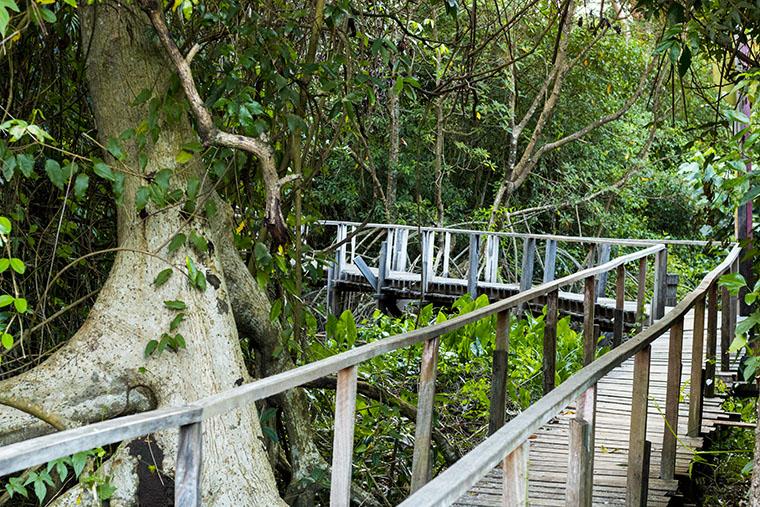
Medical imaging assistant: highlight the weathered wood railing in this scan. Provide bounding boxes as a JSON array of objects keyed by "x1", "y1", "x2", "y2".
[
  {"x1": 400, "y1": 243, "x2": 741, "y2": 507},
  {"x1": 0, "y1": 239, "x2": 737, "y2": 507}
]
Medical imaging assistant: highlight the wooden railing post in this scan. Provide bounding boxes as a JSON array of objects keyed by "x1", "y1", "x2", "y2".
[
  {"x1": 595, "y1": 243, "x2": 612, "y2": 300},
  {"x1": 376, "y1": 241, "x2": 388, "y2": 310},
  {"x1": 543, "y1": 239, "x2": 558, "y2": 283},
  {"x1": 583, "y1": 275, "x2": 596, "y2": 365},
  {"x1": 468, "y1": 234, "x2": 479, "y2": 297},
  {"x1": 411, "y1": 337, "x2": 440, "y2": 492},
  {"x1": 502, "y1": 441, "x2": 529, "y2": 506},
  {"x1": 568, "y1": 386, "x2": 596, "y2": 507},
  {"x1": 489, "y1": 310, "x2": 510, "y2": 435},
  {"x1": 442, "y1": 232, "x2": 451, "y2": 278},
  {"x1": 688, "y1": 296, "x2": 706, "y2": 437},
  {"x1": 661, "y1": 316, "x2": 684, "y2": 481},
  {"x1": 485, "y1": 235, "x2": 500, "y2": 284},
  {"x1": 636, "y1": 257, "x2": 647, "y2": 331},
  {"x1": 721, "y1": 283, "x2": 731, "y2": 372},
  {"x1": 393, "y1": 228, "x2": 409, "y2": 272},
  {"x1": 543, "y1": 290, "x2": 558, "y2": 394},
  {"x1": 652, "y1": 247, "x2": 668, "y2": 321},
  {"x1": 519, "y1": 238, "x2": 536, "y2": 293},
  {"x1": 175, "y1": 422, "x2": 202, "y2": 507},
  {"x1": 627, "y1": 344, "x2": 651, "y2": 506},
  {"x1": 705, "y1": 283, "x2": 718, "y2": 397},
  {"x1": 330, "y1": 366, "x2": 358, "y2": 506},
  {"x1": 614, "y1": 264, "x2": 625, "y2": 347}
]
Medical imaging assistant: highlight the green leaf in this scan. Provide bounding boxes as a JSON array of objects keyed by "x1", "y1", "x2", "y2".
[
  {"x1": 175, "y1": 151, "x2": 193, "y2": 164},
  {"x1": 194, "y1": 271, "x2": 207, "y2": 291},
  {"x1": 719, "y1": 273, "x2": 746, "y2": 296},
  {"x1": 70, "y1": 451, "x2": 88, "y2": 478},
  {"x1": 93, "y1": 160, "x2": 116, "y2": 182},
  {"x1": 153, "y1": 268, "x2": 173, "y2": 287},
  {"x1": 0, "y1": 258, "x2": 8, "y2": 273},
  {"x1": 39, "y1": 7, "x2": 56, "y2": 23},
  {"x1": 168, "y1": 233, "x2": 186, "y2": 254},
  {"x1": 15, "y1": 154, "x2": 34, "y2": 177},
  {"x1": 9, "y1": 258, "x2": 24, "y2": 274},
  {"x1": 174, "y1": 333, "x2": 186, "y2": 349},
  {"x1": 106, "y1": 138, "x2": 126, "y2": 160},
  {"x1": 729, "y1": 334, "x2": 747, "y2": 354},
  {"x1": 169, "y1": 313, "x2": 185, "y2": 331},
  {"x1": 45, "y1": 159, "x2": 65, "y2": 190},
  {"x1": 269, "y1": 299, "x2": 282, "y2": 322},
  {"x1": 13, "y1": 297, "x2": 27, "y2": 313},
  {"x1": 189, "y1": 231, "x2": 208, "y2": 253},
  {"x1": 677, "y1": 46, "x2": 691, "y2": 78},
  {"x1": 74, "y1": 173, "x2": 89, "y2": 199},
  {"x1": 0, "y1": 294, "x2": 12, "y2": 307},
  {"x1": 1, "y1": 332, "x2": 12, "y2": 350},
  {"x1": 163, "y1": 299, "x2": 187, "y2": 311},
  {"x1": 0, "y1": 216, "x2": 11, "y2": 234},
  {"x1": 133, "y1": 88, "x2": 152, "y2": 106},
  {"x1": 144, "y1": 339, "x2": 159, "y2": 357}
]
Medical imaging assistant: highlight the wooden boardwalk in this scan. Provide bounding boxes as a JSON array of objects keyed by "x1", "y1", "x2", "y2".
[{"x1": 456, "y1": 309, "x2": 736, "y2": 506}]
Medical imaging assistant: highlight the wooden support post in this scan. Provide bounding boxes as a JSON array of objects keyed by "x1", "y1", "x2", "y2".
[
  {"x1": 583, "y1": 275, "x2": 596, "y2": 365},
  {"x1": 376, "y1": 241, "x2": 387, "y2": 310},
  {"x1": 705, "y1": 283, "x2": 718, "y2": 397},
  {"x1": 543, "y1": 290, "x2": 558, "y2": 394},
  {"x1": 652, "y1": 248, "x2": 668, "y2": 321},
  {"x1": 614, "y1": 265, "x2": 625, "y2": 347},
  {"x1": 595, "y1": 243, "x2": 612, "y2": 300},
  {"x1": 567, "y1": 413, "x2": 594, "y2": 507},
  {"x1": 385, "y1": 228, "x2": 394, "y2": 275},
  {"x1": 502, "y1": 441, "x2": 529, "y2": 506},
  {"x1": 393, "y1": 228, "x2": 409, "y2": 272},
  {"x1": 721, "y1": 284, "x2": 731, "y2": 372},
  {"x1": 337, "y1": 224, "x2": 348, "y2": 276},
  {"x1": 421, "y1": 232, "x2": 432, "y2": 294},
  {"x1": 661, "y1": 316, "x2": 684, "y2": 481},
  {"x1": 627, "y1": 345, "x2": 651, "y2": 506},
  {"x1": 330, "y1": 366, "x2": 358, "y2": 506},
  {"x1": 519, "y1": 238, "x2": 536, "y2": 293},
  {"x1": 688, "y1": 296, "x2": 706, "y2": 437},
  {"x1": 468, "y1": 234, "x2": 479, "y2": 298},
  {"x1": 411, "y1": 337, "x2": 440, "y2": 492},
  {"x1": 543, "y1": 239, "x2": 558, "y2": 283},
  {"x1": 636, "y1": 257, "x2": 647, "y2": 331},
  {"x1": 175, "y1": 422, "x2": 202, "y2": 507},
  {"x1": 489, "y1": 310, "x2": 510, "y2": 435}
]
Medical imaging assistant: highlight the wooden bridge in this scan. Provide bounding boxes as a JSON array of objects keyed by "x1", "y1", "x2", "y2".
[{"x1": 0, "y1": 226, "x2": 743, "y2": 507}]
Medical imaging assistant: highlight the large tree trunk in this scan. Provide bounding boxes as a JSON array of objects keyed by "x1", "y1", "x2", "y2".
[{"x1": 0, "y1": 4, "x2": 285, "y2": 505}]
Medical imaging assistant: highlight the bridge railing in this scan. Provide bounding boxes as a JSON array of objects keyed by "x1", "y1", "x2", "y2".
[
  {"x1": 401, "y1": 243, "x2": 741, "y2": 507},
  {"x1": 320, "y1": 220, "x2": 712, "y2": 312},
  {"x1": 0, "y1": 240, "x2": 737, "y2": 507}
]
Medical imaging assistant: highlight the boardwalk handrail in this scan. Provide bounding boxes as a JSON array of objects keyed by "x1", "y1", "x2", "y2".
[
  {"x1": 0, "y1": 240, "x2": 738, "y2": 507},
  {"x1": 401, "y1": 243, "x2": 742, "y2": 506},
  {"x1": 320, "y1": 219, "x2": 719, "y2": 247}
]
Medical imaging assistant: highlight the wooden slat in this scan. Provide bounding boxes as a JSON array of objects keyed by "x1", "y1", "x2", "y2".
[
  {"x1": 614, "y1": 265, "x2": 625, "y2": 347},
  {"x1": 175, "y1": 422, "x2": 202, "y2": 507},
  {"x1": 660, "y1": 316, "x2": 684, "y2": 481},
  {"x1": 636, "y1": 257, "x2": 647, "y2": 330},
  {"x1": 626, "y1": 345, "x2": 651, "y2": 506},
  {"x1": 543, "y1": 290, "x2": 558, "y2": 394},
  {"x1": 489, "y1": 310, "x2": 510, "y2": 435},
  {"x1": 520, "y1": 238, "x2": 537, "y2": 292},
  {"x1": 721, "y1": 284, "x2": 731, "y2": 371},
  {"x1": 688, "y1": 296, "x2": 706, "y2": 437},
  {"x1": 469, "y1": 234, "x2": 479, "y2": 297},
  {"x1": 567, "y1": 417, "x2": 593, "y2": 506},
  {"x1": 330, "y1": 366, "x2": 358, "y2": 506},
  {"x1": 543, "y1": 239, "x2": 558, "y2": 283},
  {"x1": 705, "y1": 283, "x2": 718, "y2": 397},
  {"x1": 411, "y1": 337, "x2": 441, "y2": 492},
  {"x1": 502, "y1": 441, "x2": 529, "y2": 506},
  {"x1": 596, "y1": 244, "x2": 612, "y2": 300}
]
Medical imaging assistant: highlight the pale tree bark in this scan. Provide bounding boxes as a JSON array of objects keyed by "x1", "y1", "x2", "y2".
[
  {"x1": 386, "y1": 50, "x2": 401, "y2": 221},
  {"x1": 0, "y1": 4, "x2": 286, "y2": 505}
]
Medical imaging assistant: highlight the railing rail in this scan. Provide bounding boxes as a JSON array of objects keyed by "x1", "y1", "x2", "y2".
[{"x1": 0, "y1": 237, "x2": 739, "y2": 507}]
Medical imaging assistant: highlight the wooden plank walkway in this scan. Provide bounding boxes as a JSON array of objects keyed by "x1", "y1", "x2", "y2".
[{"x1": 456, "y1": 308, "x2": 736, "y2": 506}]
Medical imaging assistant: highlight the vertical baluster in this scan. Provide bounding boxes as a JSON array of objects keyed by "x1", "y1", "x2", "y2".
[
  {"x1": 376, "y1": 241, "x2": 387, "y2": 310},
  {"x1": 627, "y1": 345, "x2": 651, "y2": 506},
  {"x1": 661, "y1": 316, "x2": 684, "y2": 481},
  {"x1": 543, "y1": 239, "x2": 558, "y2": 283},
  {"x1": 468, "y1": 234, "x2": 479, "y2": 298},
  {"x1": 688, "y1": 296, "x2": 706, "y2": 437},
  {"x1": 489, "y1": 310, "x2": 510, "y2": 435},
  {"x1": 721, "y1": 282, "x2": 731, "y2": 371},
  {"x1": 176, "y1": 422, "x2": 202, "y2": 507},
  {"x1": 568, "y1": 385, "x2": 596, "y2": 507},
  {"x1": 614, "y1": 264, "x2": 625, "y2": 347},
  {"x1": 543, "y1": 290, "x2": 558, "y2": 394},
  {"x1": 636, "y1": 257, "x2": 647, "y2": 330},
  {"x1": 583, "y1": 275, "x2": 596, "y2": 365},
  {"x1": 350, "y1": 226, "x2": 356, "y2": 264},
  {"x1": 705, "y1": 283, "x2": 718, "y2": 397},
  {"x1": 421, "y1": 232, "x2": 430, "y2": 294},
  {"x1": 411, "y1": 337, "x2": 440, "y2": 492},
  {"x1": 595, "y1": 244, "x2": 612, "y2": 300},
  {"x1": 337, "y1": 224, "x2": 347, "y2": 276},
  {"x1": 652, "y1": 247, "x2": 668, "y2": 321},
  {"x1": 330, "y1": 366, "x2": 358, "y2": 506},
  {"x1": 442, "y1": 232, "x2": 451, "y2": 278},
  {"x1": 518, "y1": 239, "x2": 536, "y2": 315},
  {"x1": 502, "y1": 441, "x2": 529, "y2": 506},
  {"x1": 385, "y1": 228, "x2": 394, "y2": 275}
]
